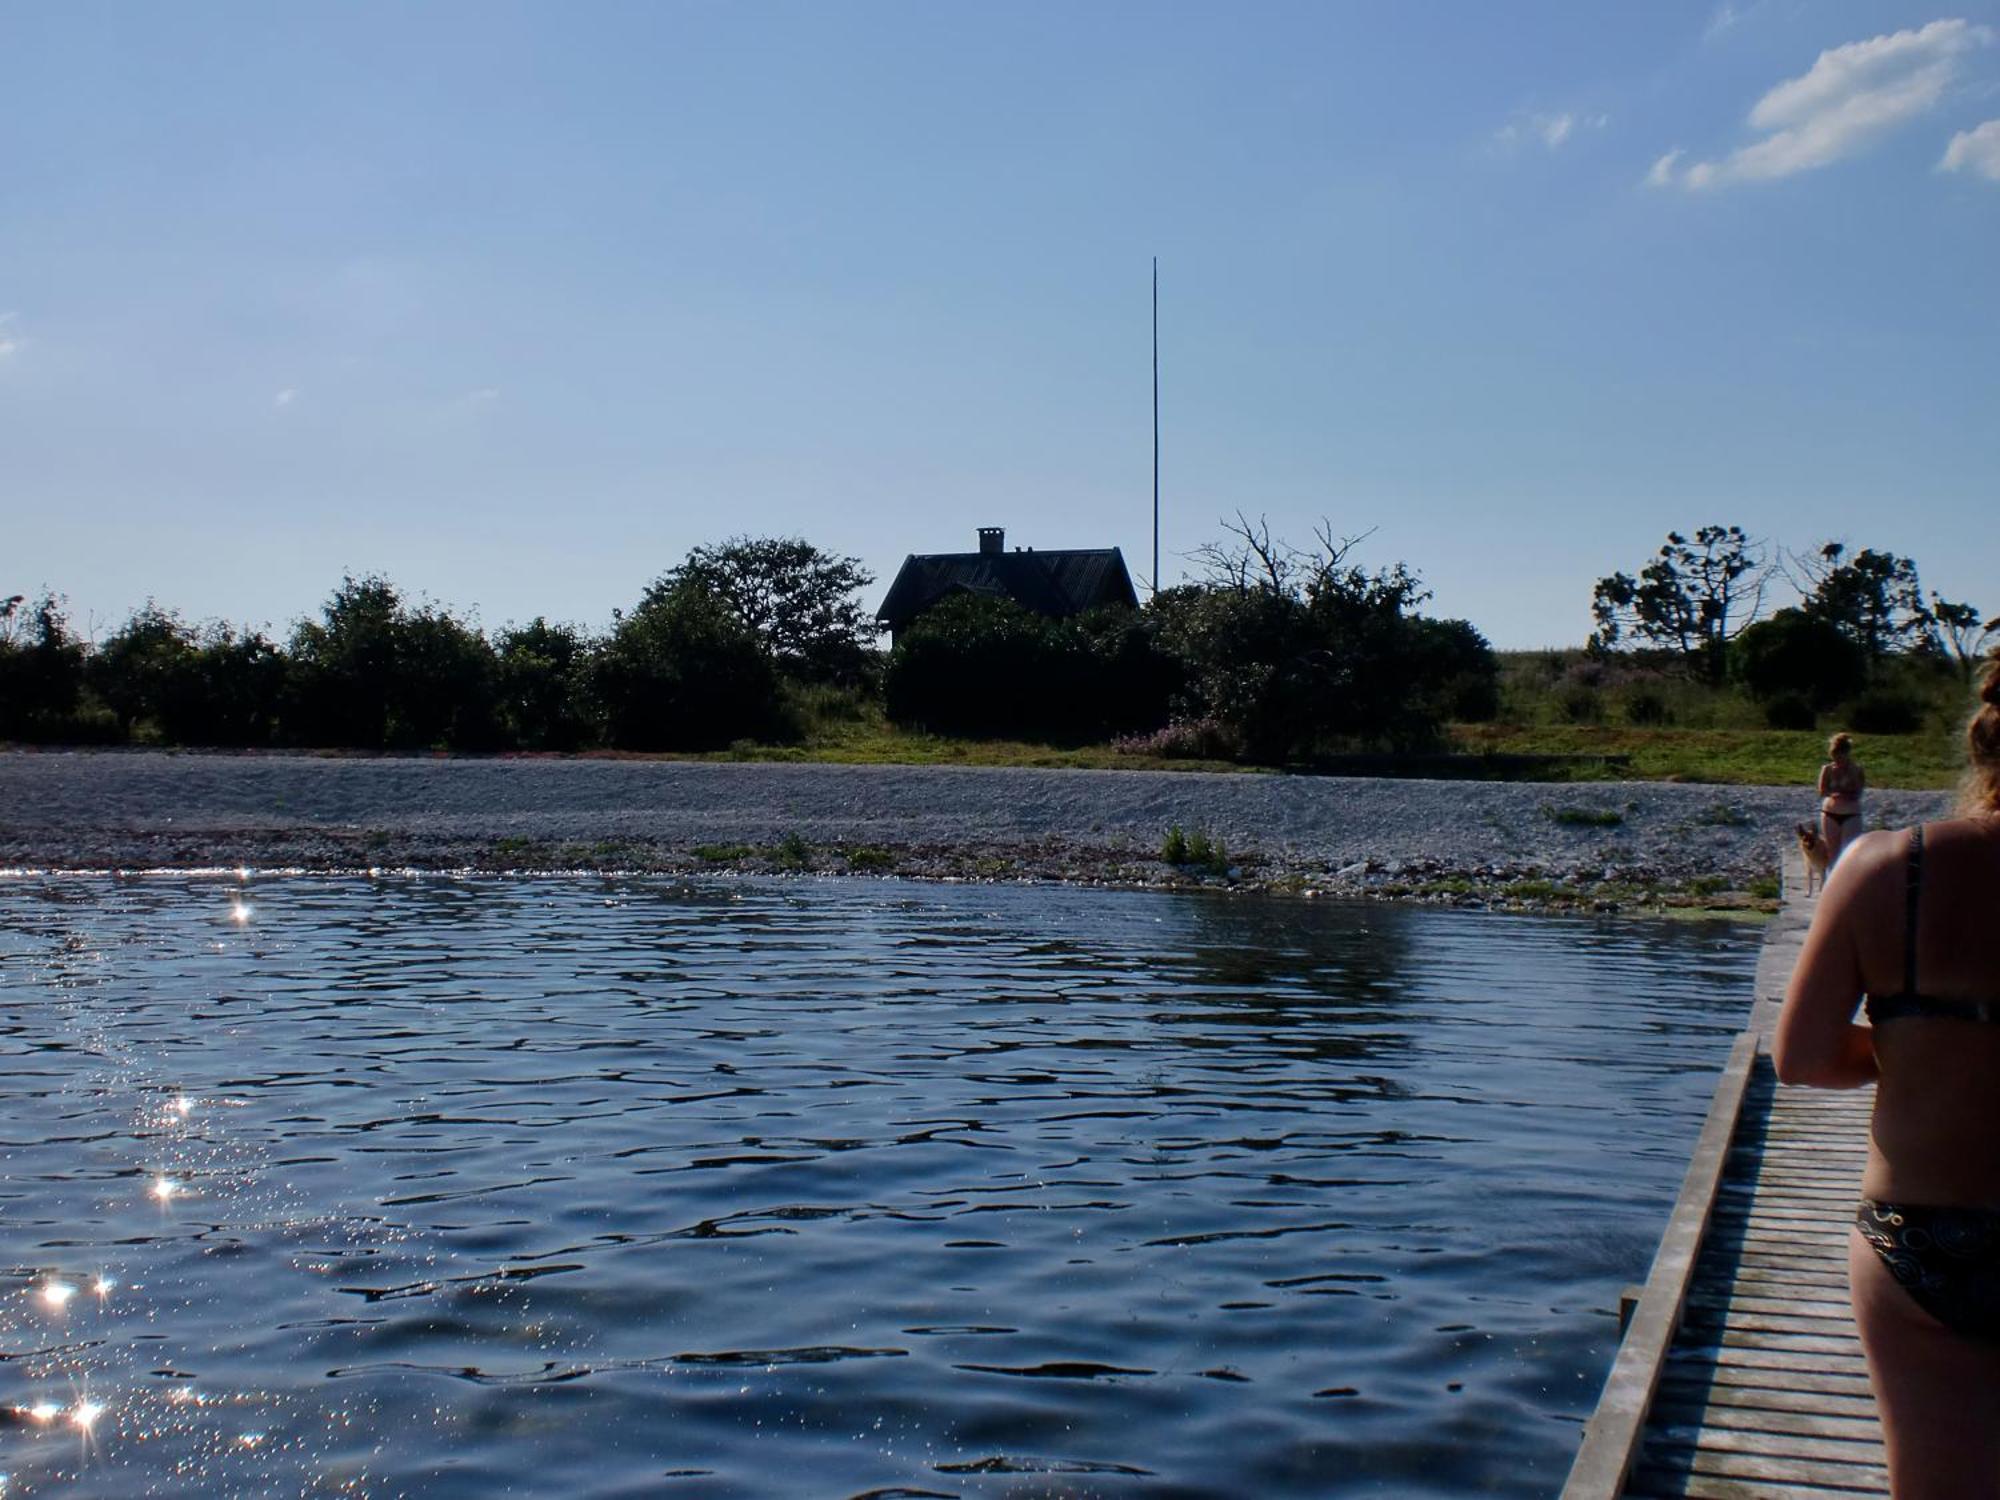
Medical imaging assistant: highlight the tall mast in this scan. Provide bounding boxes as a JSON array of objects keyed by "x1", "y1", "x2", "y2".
[{"x1": 1151, "y1": 256, "x2": 1159, "y2": 599}]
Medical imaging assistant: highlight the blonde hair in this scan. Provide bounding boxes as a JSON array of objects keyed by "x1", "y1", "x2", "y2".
[
  {"x1": 1962, "y1": 649, "x2": 2000, "y2": 815},
  {"x1": 1828, "y1": 732, "x2": 1853, "y2": 759}
]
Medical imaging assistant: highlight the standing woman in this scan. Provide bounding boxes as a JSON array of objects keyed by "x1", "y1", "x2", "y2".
[
  {"x1": 1776, "y1": 656, "x2": 2000, "y2": 1498},
  {"x1": 1819, "y1": 732, "x2": 1867, "y2": 866}
]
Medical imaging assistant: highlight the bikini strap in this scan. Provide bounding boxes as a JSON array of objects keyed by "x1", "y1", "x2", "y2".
[{"x1": 1904, "y1": 824, "x2": 1925, "y2": 997}]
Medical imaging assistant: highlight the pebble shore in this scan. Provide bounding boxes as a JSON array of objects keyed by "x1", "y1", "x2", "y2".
[{"x1": 0, "y1": 750, "x2": 1955, "y2": 913}]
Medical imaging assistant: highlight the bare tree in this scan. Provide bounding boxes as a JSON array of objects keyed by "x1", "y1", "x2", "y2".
[
  {"x1": 1590, "y1": 525, "x2": 1771, "y2": 682},
  {"x1": 1188, "y1": 512, "x2": 1376, "y2": 599}
]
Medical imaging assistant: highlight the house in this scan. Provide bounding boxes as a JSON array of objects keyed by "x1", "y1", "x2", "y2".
[{"x1": 875, "y1": 528, "x2": 1140, "y2": 643}]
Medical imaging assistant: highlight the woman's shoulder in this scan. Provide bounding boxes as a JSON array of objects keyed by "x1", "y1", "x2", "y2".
[{"x1": 1823, "y1": 827, "x2": 1906, "y2": 892}]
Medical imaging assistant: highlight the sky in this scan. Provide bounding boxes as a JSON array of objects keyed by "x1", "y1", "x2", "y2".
[{"x1": 4, "y1": 0, "x2": 1997, "y2": 650}]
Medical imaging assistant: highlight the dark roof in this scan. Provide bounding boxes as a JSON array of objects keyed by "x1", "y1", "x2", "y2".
[{"x1": 876, "y1": 547, "x2": 1138, "y2": 631}]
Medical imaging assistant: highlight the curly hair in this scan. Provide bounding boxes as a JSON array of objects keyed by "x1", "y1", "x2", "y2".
[
  {"x1": 1828, "y1": 732, "x2": 1853, "y2": 759},
  {"x1": 1962, "y1": 648, "x2": 2000, "y2": 815}
]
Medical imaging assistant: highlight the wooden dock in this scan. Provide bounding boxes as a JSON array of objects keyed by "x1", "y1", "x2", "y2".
[{"x1": 1563, "y1": 852, "x2": 1888, "y2": 1499}]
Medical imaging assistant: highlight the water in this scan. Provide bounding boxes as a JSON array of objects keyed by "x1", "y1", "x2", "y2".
[{"x1": 0, "y1": 875, "x2": 1758, "y2": 1498}]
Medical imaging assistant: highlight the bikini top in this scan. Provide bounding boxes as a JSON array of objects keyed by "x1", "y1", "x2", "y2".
[{"x1": 1865, "y1": 825, "x2": 2000, "y2": 1025}]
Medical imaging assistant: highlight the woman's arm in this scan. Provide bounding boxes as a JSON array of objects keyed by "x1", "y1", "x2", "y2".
[
  {"x1": 1817, "y1": 763, "x2": 1833, "y2": 797},
  {"x1": 1774, "y1": 839, "x2": 1883, "y2": 1088}
]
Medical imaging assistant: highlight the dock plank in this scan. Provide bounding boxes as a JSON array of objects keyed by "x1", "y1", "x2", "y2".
[{"x1": 1563, "y1": 850, "x2": 1889, "y2": 1499}]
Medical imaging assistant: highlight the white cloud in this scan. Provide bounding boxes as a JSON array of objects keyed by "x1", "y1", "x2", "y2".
[
  {"x1": 1941, "y1": 117, "x2": 2000, "y2": 178},
  {"x1": 0, "y1": 313, "x2": 19, "y2": 359},
  {"x1": 1652, "y1": 18, "x2": 1993, "y2": 189},
  {"x1": 1647, "y1": 149, "x2": 1686, "y2": 187},
  {"x1": 1704, "y1": 1, "x2": 1782, "y2": 43},
  {"x1": 1495, "y1": 109, "x2": 1608, "y2": 153},
  {"x1": 274, "y1": 387, "x2": 298, "y2": 407},
  {"x1": 1706, "y1": 3, "x2": 1748, "y2": 42}
]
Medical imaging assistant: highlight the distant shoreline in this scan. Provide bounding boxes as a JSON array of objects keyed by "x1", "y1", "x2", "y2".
[{"x1": 0, "y1": 749, "x2": 1955, "y2": 916}]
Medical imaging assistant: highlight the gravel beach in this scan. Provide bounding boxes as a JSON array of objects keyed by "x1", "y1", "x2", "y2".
[{"x1": 0, "y1": 750, "x2": 1955, "y2": 909}]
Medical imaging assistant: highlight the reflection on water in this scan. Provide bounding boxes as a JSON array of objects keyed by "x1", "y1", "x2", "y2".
[{"x1": 0, "y1": 876, "x2": 1757, "y2": 1498}]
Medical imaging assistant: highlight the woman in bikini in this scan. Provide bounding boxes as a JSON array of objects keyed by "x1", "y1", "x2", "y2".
[
  {"x1": 1777, "y1": 656, "x2": 2000, "y2": 1498},
  {"x1": 1819, "y1": 732, "x2": 1866, "y2": 866}
]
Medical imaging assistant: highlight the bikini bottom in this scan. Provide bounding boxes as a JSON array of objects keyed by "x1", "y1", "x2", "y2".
[
  {"x1": 1855, "y1": 1200, "x2": 2000, "y2": 1342},
  {"x1": 1824, "y1": 811, "x2": 1862, "y2": 826}
]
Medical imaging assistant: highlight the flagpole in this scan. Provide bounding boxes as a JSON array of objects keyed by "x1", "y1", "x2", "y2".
[{"x1": 1151, "y1": 256, "x2": 1159, "y2": 599}]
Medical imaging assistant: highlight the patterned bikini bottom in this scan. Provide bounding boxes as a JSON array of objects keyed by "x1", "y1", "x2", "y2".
[{"x1": 1855, "y1": 1200, "x2": 2000, "y2": 1342}]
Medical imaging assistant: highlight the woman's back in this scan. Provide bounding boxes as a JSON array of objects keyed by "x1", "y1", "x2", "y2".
[{"x1": 1847, "y1": 818, "x2": 2000, "y2": 1204}]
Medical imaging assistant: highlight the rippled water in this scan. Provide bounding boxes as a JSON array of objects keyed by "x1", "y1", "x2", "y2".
[{"x1": 0, "y1": 876, "x2": 1757, "y2": 1498}]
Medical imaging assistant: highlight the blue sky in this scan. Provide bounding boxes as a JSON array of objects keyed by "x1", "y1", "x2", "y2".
[{"x1": 4, "y1": 1, "x2": 1997, "y2": 649}]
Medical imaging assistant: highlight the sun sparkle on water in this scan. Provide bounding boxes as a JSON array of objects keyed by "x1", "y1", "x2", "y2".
[{"x1": 38, "y1": 1280, "x2": 74, "y2": 1310}]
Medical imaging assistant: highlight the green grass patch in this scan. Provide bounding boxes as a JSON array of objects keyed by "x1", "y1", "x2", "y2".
[
  {"x1": 842, "y1": 845, "x2": 896, "y2": 871},
  {"x1": 1456, "y1": 722, "x2": 1960, "y2": 788},
  {"x1": 692, "y1": 843, "x2": 753, "y2": 862},
  {"x1": 1162, "y1": 824, "x2": 1229, "y2": 876},
  {"x1": 1544, "y1": 804, "x2": 1625, "y2": 828}
]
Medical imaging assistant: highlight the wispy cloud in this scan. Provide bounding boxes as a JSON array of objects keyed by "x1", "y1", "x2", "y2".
[
  {"x1": 1651, "y1": 18, "x2": 1993, "y2": 189},
  {"x1": 274, "y1": 387, "x2": 298, "y2": 408},
  {"x1": 463, "y1": 386, "x2": 500, "y2": 404},
  {"x1": 0, "y1": 313, "x2": 20, "y2": 359},
  {"x1": 1705, "y1": 2, "x2": 1750, "y2": 42},
  {"x1": 1703, "y1": 1, "x2": 1787, "y2": 44},
  {"x1": 1494, "y1": 109, "x2": 1608, "y2": 152},
  {"x1": 1941, "y1": 118, "x2": 2000, "y2": 178}
]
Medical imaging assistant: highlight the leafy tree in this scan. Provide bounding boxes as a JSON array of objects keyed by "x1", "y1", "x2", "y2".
[
  {"x1": 90, "y1": 604, "x2": 199, "y2": 738},
  {"x1": 1788, "y1": 543, "x2": 1930, "y2": 659},
  {"x1": 1729, "y1": 608, "x2": 1867, "y2": 710},
  {"x1": 664, "y1": 536, "x2": 876, "y2": 685},
  {"x1": 1590, "y1": 525, "x2": 1769, "y2": 682},
  {"x1": 393, "y1": 603, "x2": 502, "y2": 749},
  {"x1": 169, "y1": 626, "x2": 287, "y2": 746},
  {"x1": 286, "y1": 576, "x2": 499, "y2": 749},
  {"x1": 1149, "y1": 583, "x2": 1318, "y2": 761},
  {"x1": 593, "y1": 578, "x2": 789, "y2": 750},
  {"x1": 286, "y1": 575, "x2": 404, "y2": 747},
  {"x1": 0, "y1": 592, "x2": 87, "y2": 739},
  {"x1": 1928, "y1": 594, "x2": 1999, "y2": 680},
  {"x1": 1154, "y1": 516, "x2": 1489, "y2": 759},
  {"x1": 496, "y1": 618, "x2": 597, "y2": 750},
  {"x1": 1404, "y1": 617, "x2": 1501, "y2": 723}
]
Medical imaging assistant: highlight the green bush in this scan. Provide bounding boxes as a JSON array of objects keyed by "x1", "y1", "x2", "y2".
[
  {"x1": 1556, "y1": 684, "x2": 1603, "y2": 723},
  {"x1": 1762, "y1": 692, "x2": 1817, "y2": 731},
  {"x1": 1624, "y1": 689, "x2": 1671, "y2": 726},
  {"x1": 1844, "y1": 691, "x2": 1924, "y2": 736},
  {"x1": 0, "y1": 593, "x2": 87, "y2": 739},
  {"x1": 885, "y1": 596, "x2": 1167, "y2": 741},
  {"x1": 1731, "y1": 609, "x2": 1867, "y2": 709},
  {"x1": 496, "y1": 618, "x2": 597, "y2": 750},
  {"x1": 594, "y1": 579, "x2": 792, "y2": 751}
]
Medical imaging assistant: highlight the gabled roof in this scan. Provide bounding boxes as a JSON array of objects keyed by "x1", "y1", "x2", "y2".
[{"x1": 876, "y1": 546, "x2": 1138, "y2": 630}]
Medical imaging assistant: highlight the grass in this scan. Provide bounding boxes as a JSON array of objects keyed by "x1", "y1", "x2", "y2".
[
  {"x1": 1450, "y1": 722, "x2": 1961, "y2": 788},
  {"x1": 641, "y1": 655, "x2": 1976, "y2": 789},
  {"x1": 1161, "y1": 824, "x2": 1230, "y2": 876},
  {"x1": 1543, "y1": 804, "x2": 1626, "y2": 828}
]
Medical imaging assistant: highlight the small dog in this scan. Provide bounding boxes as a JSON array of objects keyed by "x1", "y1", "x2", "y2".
[{"x1": 1796, "y1": 823, "x2": 1831, "y2": 895}]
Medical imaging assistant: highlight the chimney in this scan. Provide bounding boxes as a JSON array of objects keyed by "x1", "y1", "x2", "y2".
[{"x1": 978, "y1": 527, "x2": 1004, "y2": 556}]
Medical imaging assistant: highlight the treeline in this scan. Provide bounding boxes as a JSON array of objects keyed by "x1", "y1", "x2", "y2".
[
  {"x1": 2, "y1": 521, "x2": 1499, "y2": 763},
  {"x1": 1588, "y1": 527, "x2": 1996, "y2": 731}
]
